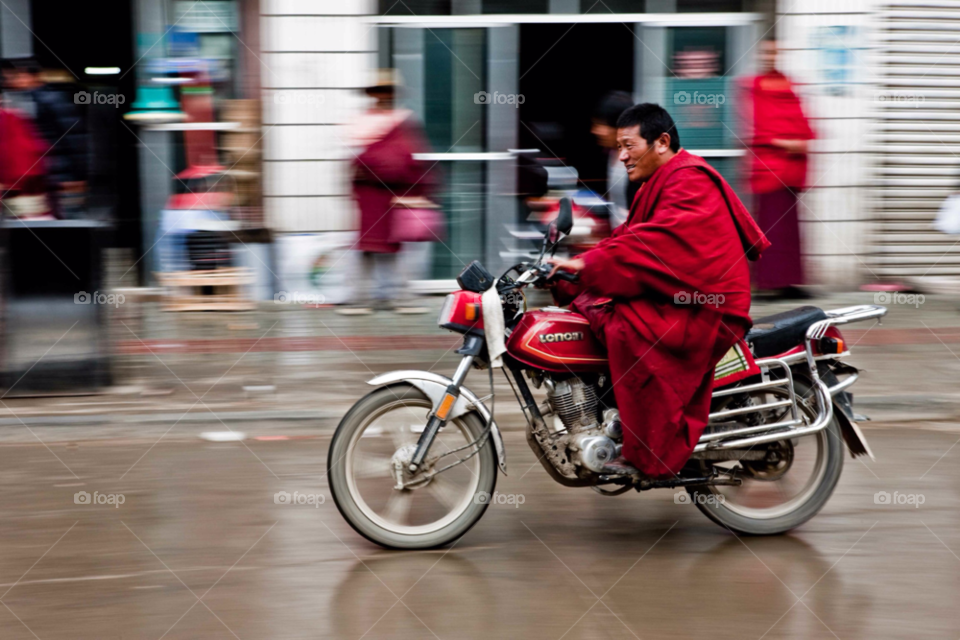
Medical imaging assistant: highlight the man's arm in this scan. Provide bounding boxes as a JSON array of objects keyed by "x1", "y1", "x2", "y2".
[
  {"x1": 545, "y1": 218, "x2": 627, "y2": 304},
  {"x1": 563, "y1": 171, "x2": 732, "y2": 300}
]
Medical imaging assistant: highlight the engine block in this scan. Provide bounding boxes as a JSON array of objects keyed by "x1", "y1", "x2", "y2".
[{"x1": 546, "y1": 377, "x2": 599, "y2": 434}]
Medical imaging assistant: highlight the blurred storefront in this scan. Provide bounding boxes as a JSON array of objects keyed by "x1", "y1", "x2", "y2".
[
  {"x1": 866, "y1": 0, "x2": 960, "y2": 284},
  {"x1": 774, "y1": 0, "x2": 960, "y2": 287},
  {"x1": 261, "y1": 0, "x2": 765, "y2": 292},
  {"x1": 0, "y1": 0, "x2": 269, "y2": 392},
  {"x1": 0, "y1": 0, "x2": 136, "y2": 392},
  {"x1": 126, "y1": 0, "x2": 270, "y2": 300}
]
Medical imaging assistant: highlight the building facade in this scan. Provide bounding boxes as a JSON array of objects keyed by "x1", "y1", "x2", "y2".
[{"x1": 260, "y1": 0, "x2": 960, "y2": 290}]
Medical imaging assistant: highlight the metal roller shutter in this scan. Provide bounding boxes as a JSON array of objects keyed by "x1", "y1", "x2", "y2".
[{"x1": 872, "y1": 1, "x2": 960, "y2": 279}]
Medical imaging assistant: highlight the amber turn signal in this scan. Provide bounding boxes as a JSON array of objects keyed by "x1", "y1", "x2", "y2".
[{"x1": 817, "y1": 337, "x2": 845, "y2": 354}]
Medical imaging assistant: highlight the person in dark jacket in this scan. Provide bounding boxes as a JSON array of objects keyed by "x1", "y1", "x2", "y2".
[
  {"x1": 3, "y1": 58, "x2": 87, "y2": 217},
  {"x1": 591, "y1": 91, "x2": 637, "y2": 221}
]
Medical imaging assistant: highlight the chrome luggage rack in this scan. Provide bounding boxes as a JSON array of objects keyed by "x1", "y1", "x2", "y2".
[{"x1": 695, "y1": 304, "x2": 887, "y2": 452}]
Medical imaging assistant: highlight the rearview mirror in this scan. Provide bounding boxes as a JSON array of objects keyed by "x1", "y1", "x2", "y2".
[{"x1": 556, "y1": 197, "x2": 574, "y2": 236}]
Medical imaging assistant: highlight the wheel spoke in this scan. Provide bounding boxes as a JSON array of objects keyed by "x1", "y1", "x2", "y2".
[
  {"x1": 383, "y1": 490, "x2": 413, "y2": 524},
  {"x1": 351, "y1": 451, "x2": 394, "y2": 479},
  {"x1": 388, "y1": 423, "x2": 416, "y2": 450},
  {"x1": 426, "y1": 474, "x2": 463, "y2": 512}
]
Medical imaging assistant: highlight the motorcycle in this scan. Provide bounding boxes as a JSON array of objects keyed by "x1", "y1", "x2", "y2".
[{"x1": 328, "y1": 198, "x2": 886, "y2": 549}]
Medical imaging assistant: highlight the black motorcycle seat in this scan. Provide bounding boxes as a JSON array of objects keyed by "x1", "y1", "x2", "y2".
[{"x1": 746, "y1": 306, "x2": 828, "y2": 358}]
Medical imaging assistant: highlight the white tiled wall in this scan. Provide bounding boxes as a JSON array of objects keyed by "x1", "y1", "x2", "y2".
[
  {"x1": 777, "y1": 0, "x2": 876, "y2": 286},
  {"x1": 261, "y1": 0, "x2": 376, "y2": 233}
]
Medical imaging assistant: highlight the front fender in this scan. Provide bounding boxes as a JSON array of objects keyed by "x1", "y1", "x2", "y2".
[{"x1": 367, "y1": 370, "x2": 507, "y2": 474}]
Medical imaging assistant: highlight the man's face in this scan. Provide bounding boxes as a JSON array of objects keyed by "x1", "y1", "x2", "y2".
[{"x1": 617, "y1": 125, "x2": 672, "y2": 183}]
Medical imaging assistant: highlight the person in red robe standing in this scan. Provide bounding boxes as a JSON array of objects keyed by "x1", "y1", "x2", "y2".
[
  {"x1": 340, "y1": 69, "x2": 438, "y2": 315},
  {"x1": 547, "y1": 103, "x2": 770, "y2": 478},
  {"x1": 743, "y1": 39, "x2": 815, "y2": 295}
]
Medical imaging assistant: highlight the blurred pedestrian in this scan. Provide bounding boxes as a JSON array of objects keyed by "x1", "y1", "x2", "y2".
[
  {"x1": 2, "y1": 58, "x2": 87, "y2": 218},
  {"x1": 339, "y1": 69, "x2": 439, "y2": 316},
  {"x1": 0, "y1": 93, "x2": 51, "y2": 219},
  {"x1": 591, "y1": 91, "x2": 637, "y2": 223},
  {"x1": 742, "y1": 40, "x2": 814, "y2": 296}
]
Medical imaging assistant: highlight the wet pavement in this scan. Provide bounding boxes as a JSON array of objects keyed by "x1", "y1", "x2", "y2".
[
  {"x1": 2, "y1": 424, "x2": 960, "y2": 639},
  {"x1": 2, "y1": 289, "x2": 960, "y2": 637}
]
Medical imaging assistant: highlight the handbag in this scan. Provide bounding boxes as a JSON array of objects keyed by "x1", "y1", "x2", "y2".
[{"x1": 389, "y1": 196, "x2": 446, "y2": 243}]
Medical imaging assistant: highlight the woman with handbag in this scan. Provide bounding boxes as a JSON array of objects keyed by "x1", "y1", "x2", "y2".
[{"x1": 339, "y1": 69, "x2": 442, "y2": 315}]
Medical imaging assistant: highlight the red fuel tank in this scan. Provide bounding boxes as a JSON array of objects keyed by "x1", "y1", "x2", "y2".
[{"x1": 506, "y1": 308, "x2": 608, "y2": 373}]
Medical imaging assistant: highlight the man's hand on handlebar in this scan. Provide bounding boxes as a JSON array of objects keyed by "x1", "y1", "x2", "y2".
[{"x1": 545, "y1": 257, "x2": 584, "y2": 283}]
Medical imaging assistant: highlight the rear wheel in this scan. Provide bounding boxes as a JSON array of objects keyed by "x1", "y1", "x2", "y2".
[
  {"x1": 688, "y1": 377, "x2": 844, "y2": 535},
  {"x1": 327, "y1": 385, "x2": 497, "y2": 549}
]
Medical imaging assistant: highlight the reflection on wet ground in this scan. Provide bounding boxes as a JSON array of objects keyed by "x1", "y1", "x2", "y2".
[{"x1": 0, "y1": 427, "x2": 958, "y2": 639}]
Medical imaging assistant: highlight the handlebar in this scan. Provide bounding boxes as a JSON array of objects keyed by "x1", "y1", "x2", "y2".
[
  {"x1": 548, "y1": 269, "x2": 580, "y2": 284},
  {"x1": 506, "y1": 262, "x2": 579, "y2": 289}
]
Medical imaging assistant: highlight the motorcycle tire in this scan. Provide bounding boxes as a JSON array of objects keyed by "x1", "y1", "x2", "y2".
[
  {"x1": 327, "y1": 384, "x2": 498, "y2": 549},
  {"x1": 687, "y1": 377, "x2": 845, "y2": 535}
]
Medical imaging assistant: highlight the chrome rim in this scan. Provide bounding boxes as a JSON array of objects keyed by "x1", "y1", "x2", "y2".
[
  {"x1": 344, "y1": 398, "x2": 482, "y2": 536},
  {"x1": 704, "y1": 388, "x2": 829, "y2": 520}
]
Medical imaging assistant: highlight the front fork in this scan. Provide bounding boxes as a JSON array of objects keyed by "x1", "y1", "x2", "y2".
[{"x1": 407, "y1": 335, "x2": 483, "y2": 472}]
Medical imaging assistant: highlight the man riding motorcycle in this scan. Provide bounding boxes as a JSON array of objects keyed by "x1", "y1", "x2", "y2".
[{"x1": 546, "y1": 103, "x2": 771, "y2": 478}]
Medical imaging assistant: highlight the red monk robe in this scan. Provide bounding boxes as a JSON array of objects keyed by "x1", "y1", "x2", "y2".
[{"x1": 553, "y1": 150, "x2": 770, "y2": 478}]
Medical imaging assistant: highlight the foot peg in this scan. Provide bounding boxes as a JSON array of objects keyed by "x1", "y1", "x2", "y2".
[{"x1": 599, "y1": 456, "x2": 641, "y2": 477}]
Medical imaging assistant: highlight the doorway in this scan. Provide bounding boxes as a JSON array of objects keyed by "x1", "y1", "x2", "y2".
[{"x1": 518, "y1": 23, "x2": 634, "y2": 196}]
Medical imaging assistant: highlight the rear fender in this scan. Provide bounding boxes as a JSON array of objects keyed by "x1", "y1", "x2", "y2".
[
  {"x1": 833, "y1": 407, "x2": 874, "y2": 460},
  {"x1": 820, "y1": 362, "x2": 874, "y2": 460},
  {"x1": 366, "y1": 370, "x2": 507, "y2": 474}
]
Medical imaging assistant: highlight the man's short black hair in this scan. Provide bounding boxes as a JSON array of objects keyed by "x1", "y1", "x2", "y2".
[
  {"x1": 616, "y1": 103, "x2": 681, "y2": 152},
  {"x1": 594, "y1": 91, "x2": 634, "y2": 128}
]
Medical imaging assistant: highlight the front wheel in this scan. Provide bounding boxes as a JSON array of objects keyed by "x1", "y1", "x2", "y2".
[
  {"x1": 327, "y1": 385, "x2": 498, "y2": 549},
  {"x1": 688, "y1": 377, "x2": 844, "y2": 535}
]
